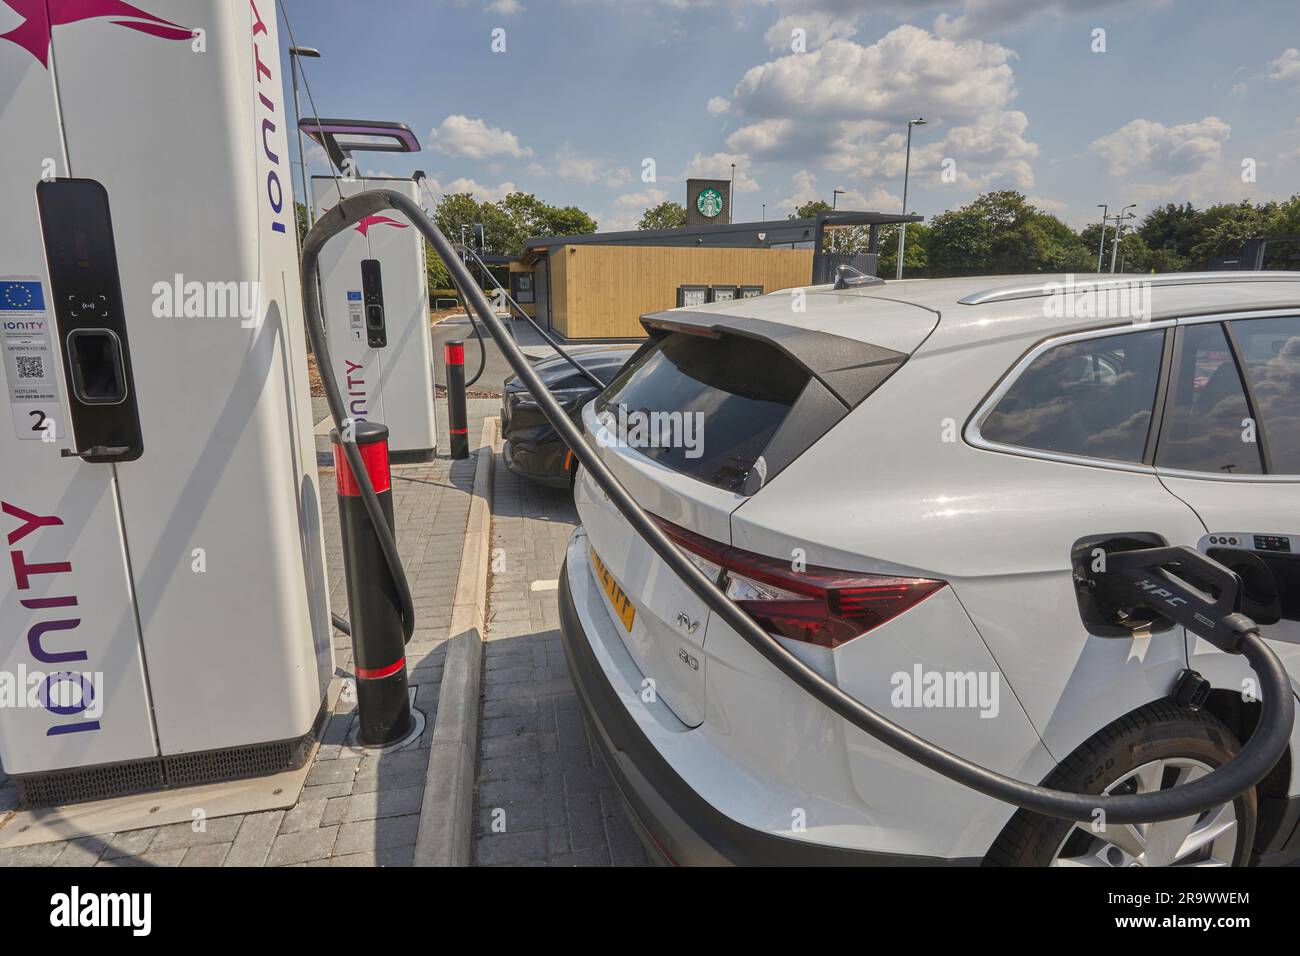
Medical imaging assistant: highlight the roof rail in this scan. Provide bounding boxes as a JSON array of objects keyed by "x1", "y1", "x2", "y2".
[{"x1": 958, "y1": 272, "x2": 1300, "y2": 306}]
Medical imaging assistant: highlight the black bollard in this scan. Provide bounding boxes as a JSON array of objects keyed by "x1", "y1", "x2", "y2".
[
  {"x1": 330, "y1": 420, "x2": 412, "y2": 746},
  {"x1": 444, "y1": 340, "x2": 469, "y2": 459}
]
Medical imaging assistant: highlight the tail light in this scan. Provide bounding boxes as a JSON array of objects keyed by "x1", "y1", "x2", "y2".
[{"x1": 655, "y1": 517, "x2": 945, "y2": 649}]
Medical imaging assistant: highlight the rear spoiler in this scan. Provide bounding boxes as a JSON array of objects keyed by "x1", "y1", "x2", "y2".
[
  {"x1": 638, "y1": 310, "x2": 911, "y2": 495},
  {"x1": 641, "y1": 310, "x2": 906, "y2": 408}
]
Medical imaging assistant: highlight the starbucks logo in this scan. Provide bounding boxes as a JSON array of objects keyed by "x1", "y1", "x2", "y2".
[{"x1": 696, "y1": 187, "x2": 724, "y2": 219}]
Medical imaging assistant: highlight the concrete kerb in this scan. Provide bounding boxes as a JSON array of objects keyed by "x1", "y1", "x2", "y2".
[{"x1": 414, "y1": 416, "x2": 497, "y2": 866}]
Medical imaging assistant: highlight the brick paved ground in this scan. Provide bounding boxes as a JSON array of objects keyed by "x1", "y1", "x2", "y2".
[
  {"x1": 471, "y1": 457, "x2": 648, "y2": 867},
  {"x1": 0, "y1": 454, "x2": 476, "y2": 868}
]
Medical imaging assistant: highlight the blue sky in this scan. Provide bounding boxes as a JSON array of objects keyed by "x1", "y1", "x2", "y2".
[{"x1": 278, "y1": 0, "x2": 1300, "y2": 231}]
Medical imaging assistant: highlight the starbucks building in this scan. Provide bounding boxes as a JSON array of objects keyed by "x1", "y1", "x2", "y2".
[{"x1": 501, "y1": 185, "x2": 919, "y2": 340}]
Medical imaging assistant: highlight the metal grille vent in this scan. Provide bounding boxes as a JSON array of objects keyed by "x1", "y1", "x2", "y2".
[
  {"x1": 15, "y1": 701, "x2": 327, "y2": 809},
  {"x1": 17, "y1": 759, "x2": 165, "y2": 809},
  {"x1": 163, "y1": 740, "x2": 295, "y2": 788}
]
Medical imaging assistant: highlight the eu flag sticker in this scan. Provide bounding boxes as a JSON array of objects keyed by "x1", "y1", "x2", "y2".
[{"x1": 1, "y1": 281, "x2": 45, "y2": 311}]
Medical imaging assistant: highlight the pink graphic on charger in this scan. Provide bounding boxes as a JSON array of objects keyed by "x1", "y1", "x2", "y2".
[
  {"x1": 2, "y1": 0, "x2": 194, "y2": 68},
  {"x1": 319, "y1": 207, "x2": 411, "y2": 237},
  {"x1": 354, "y1": 215, "x2": 409, "y2": 237}
]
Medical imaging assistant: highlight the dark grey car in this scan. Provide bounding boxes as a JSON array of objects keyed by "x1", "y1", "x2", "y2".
[{"x1": 501, "y1": 346, "x2": 637, "y2": 488}]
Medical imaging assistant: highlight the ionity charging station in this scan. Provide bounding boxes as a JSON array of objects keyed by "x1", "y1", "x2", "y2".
[
  {"x1": 1, "y1": 0, "x2": 1291, "y2": 845},
  {"x1": 0, "y1": 0, "x2": 333, "y2": 806},
  {"x1": 305, "y1": 119, "x2": 437, "y2": 462}
]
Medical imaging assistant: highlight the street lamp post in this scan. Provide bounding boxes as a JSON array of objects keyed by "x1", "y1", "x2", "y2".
[
  {"x1": 289, "y1": 45, "x2": 321, "y2": 231},
  {"x1": 730, "y1": 162, "x2": 736, "y2": 222},
  {"x1": 1095, "y1": 204, "x2": 1109, "y2": 274},
  {"x1": 1110, "y1": 203, "x2": 1136, "y2": 274},
  {"x1": 896, "y1": 117, "x2": 927, "y2": 280},
  {"x1": 831, "y1": 189, "x2": 846, "y2": 253}
]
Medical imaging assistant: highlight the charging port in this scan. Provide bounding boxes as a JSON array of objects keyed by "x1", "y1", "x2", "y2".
[{"x1": 66, "y1": 328, "x2": 128, "y2": 405}]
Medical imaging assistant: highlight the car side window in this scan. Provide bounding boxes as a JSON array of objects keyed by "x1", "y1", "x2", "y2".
[
  {"x1": 1155, "y1": 322, "x2": 1262, "y2": 475},
  {"x1": 1229, "y1": 315, "x2": 1300, "y2": 475},
  {"x1": 980, "y1": 329, "x2": 1164, "y2": 463}
]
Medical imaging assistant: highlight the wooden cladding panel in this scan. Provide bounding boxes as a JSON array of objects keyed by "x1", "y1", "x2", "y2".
[{"x1": 549, "y1": 244, "x2": 813, "y2": 339}]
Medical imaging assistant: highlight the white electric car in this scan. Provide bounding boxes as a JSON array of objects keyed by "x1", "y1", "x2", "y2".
[{"x1": 558, "y1": 272, "x2": 1300, "y2": 866}]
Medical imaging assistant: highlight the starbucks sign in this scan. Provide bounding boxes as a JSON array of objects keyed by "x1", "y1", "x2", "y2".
[
  {"x1": 696, "y1": 187, "x2": 724, "y2": 219},
  {"x1": 686, "y1": 178, "x2": 732, "y2": 227}
]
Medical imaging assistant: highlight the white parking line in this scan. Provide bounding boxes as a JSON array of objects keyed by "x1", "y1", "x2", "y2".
[{"x1": 530, "y1": 579, "x2": 558, "y2": 592}]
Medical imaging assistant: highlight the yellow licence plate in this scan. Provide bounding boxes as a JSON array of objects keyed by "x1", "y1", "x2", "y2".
[{"x1": 590, "y1": 546, "x2": 636, "y2": 632}]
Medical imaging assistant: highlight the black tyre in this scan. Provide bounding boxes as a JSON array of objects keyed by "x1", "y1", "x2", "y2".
[{"x1": 984, "y1": 700, "x2": 1256, "y2": 867}]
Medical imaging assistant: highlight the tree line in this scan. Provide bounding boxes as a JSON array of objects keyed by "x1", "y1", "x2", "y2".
[
  {"x1": 425, "y1": 192, "x2": 597, "y2": 292},
  {"x1": 299, "y1": 187, "x2": 1300, "y2": 300},
  {"x1": 792, "y1": 191, "x2": 1300, "y2": 276}
]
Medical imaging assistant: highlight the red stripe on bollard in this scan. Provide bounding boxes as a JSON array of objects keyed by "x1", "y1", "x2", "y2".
[
  {"x1": 356, "y1": 657, "x2": 406, "y2": 680},
  {"x1": 333, "y1": 434, "x2": 392, "y2": 496},
  {"x1": 444, "y1": 342, "x2": 464, "y2": 365}
]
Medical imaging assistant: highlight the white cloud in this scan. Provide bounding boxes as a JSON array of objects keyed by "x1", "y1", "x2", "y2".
[
  {"x1": 428, "y1": 115, "x2": 532, "y2": 159},
  {"x1": 300, "y1": 140, "x2": 332, "y2": 173},
  {"x1": 680, "y1": 151, "x2": 760, "y2": 191},
  {"x1": 612, "y1": 187, "x2": 670, "y2": 209},
  {"x1": 731, "y1": 28, "x2": 1017, "y2": 123},
  {"x1": 776, "y1": 169, "x2": 899, "y2": 214},
  {"x1": 486, "y1": 0, "x2": 525, "y2": 14},
  {"x1": 926, "y1": 110, "x2": 1037, "y2": 189},
  {"x1": 1027, "y1": 195, "x2": 1069, "y2": 215},
  {"x1": 597, "y1": 209, "x2": 642, "y2": 232},
  {"x1": 777, "y1": 168, "x2": 820, "y2": 211},
  {"x1": 934, "y1": 0, "x2": 1137, "y2": 39},
  {"x1": 1268, "y1": 48, "x2": 1300, "y2": 84},
  {"x1": 580, "y1": 0, "x2": 1156, "y2": 42},
  {"x1": 1090, "y1": 116, "x2": 1230, "y2": 177},
  {"x1": 1086, "y1": 116, "x2": 1255, "y2": 207},
  {"x1": 721, "y1": 27, "x2": 1037, "y2": 193},
  {"x1": 442, "y1": 177, "x2": 519, "y2": 203},
  {"x1": 763, "y1": 12, "x2": 857, "y2": 52},
  {"x1": 853, "y1": 185, "x2": 903, "y2": 210},
  {"x1": 725, "y1": 119, "x2": 799, "y2": 159},
  {"x1": 526, "y1": 145, "x2": 631, "y2": 187},
  {"x1": 706, "y1": 96, "x2": 730, "y2": 114},
  {"x1": 598, "y1": 189, "x2": 669, "y2": 231}
]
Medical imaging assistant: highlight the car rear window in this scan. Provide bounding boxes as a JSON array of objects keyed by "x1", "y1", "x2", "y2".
[
  {"x1": 595, "y1": 331, "x2": 809, "y2": 492},
  {"x1": 980, "y1": 329, "x2": 1164, "y2": 463}
]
